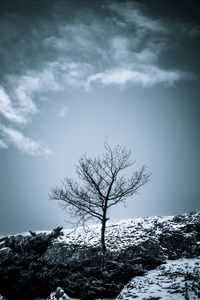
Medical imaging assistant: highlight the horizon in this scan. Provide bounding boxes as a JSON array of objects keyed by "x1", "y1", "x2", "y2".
[{"x1": 2, "y1": 211, "x2": 198, "y2": 238}]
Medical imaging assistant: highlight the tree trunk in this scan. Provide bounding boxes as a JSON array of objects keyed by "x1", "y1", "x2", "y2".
[
  {"x1": 101, "y1": 219, "x2": 106, "y2": 257},
  {"x1": 101, "y1": 200, "x2": 108, "y2": 265}
]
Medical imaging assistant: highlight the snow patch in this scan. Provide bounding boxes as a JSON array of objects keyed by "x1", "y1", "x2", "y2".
[{"x1": 117, "y1": 258, "x2": 200, "y2": 300}]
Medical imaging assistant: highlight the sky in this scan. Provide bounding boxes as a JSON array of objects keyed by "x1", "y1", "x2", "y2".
[{"x1": 0, "y1": 0, "x2": 200, "y2": 235}]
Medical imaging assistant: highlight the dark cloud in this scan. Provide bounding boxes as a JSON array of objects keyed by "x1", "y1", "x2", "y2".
[
  {"x1": 0, "y1": 1, "x2": 199, "y2": 154},
  {"x1": 139, "y1": 0, "x2": 200, "y2": 24}
]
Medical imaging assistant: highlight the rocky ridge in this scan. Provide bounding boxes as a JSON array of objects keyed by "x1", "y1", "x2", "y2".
[{"x1": 0, "y1": 211, "x2": 200, "y2": 299}]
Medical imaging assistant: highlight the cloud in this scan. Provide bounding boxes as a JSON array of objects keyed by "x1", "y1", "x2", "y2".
[
  {"x1": 87, "y1": 66, "x2": 184, "y2": 88},
  {"x1": 0, "y1": 0, "x2": 198, "y2": 155},
  {"x1": 0, "y1": 139, "x2": 8, "y2": 149},
  {"x1": 0, "y1": 66, "x2": 63, "y2": 123},
  {"x1": 174, "y1": 22, "x2": 200, "y2": 39},
  {"x1": 0, "y1": 87, "x2": 27, "y2": 124},
  {"x1": 0, "y1": 125, "x2": 51, "y2": 156},
  {"x1": 108, "y1": 2, "x2": 167, "y2": 33}
]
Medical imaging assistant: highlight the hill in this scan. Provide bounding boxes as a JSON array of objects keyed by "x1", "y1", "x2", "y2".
[{"x1": 0, "y1": 212, "x2": 200, "y2": 299}]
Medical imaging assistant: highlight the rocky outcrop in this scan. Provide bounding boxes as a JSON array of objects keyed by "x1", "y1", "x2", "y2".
[
  {"x1": 0, "y1": 212, "x2": 199, "y2": 300},
  {"x1": 0, "y1": 227, "x2": 63, "y2": 300},
  {"x1": 0, "y1": 247, "x2": 13, "y2": 265},
  {"x1": 47, "y1": 287, "x2": 70, "y2": 300},
  {"x1": 42, "y1": 242, "x2": 103, "y2": 266},
  {"x1": 42, "y1": 212, "x2": 200, "y2": 271},
  {"x1": 159, "y1": 231, "x2": 199, "y2": 259}
]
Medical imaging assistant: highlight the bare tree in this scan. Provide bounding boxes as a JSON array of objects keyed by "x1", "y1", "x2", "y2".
[{"x1": 50, "y1": 141, "x2": 151, "y2": 255}]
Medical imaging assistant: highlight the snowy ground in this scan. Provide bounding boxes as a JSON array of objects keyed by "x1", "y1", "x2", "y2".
[
  {"x1": 56, "y1": 212, "x2": 199, "y2": 252},
  {"x1": 57, "y1": 216, "x2": 174, "y2": 248},
  {"x1": 116, "y1": 258, "x2": 200, "y2": 300},
  {"x1": 4, "y1": 212, "x2": 199, "y2": 254}
]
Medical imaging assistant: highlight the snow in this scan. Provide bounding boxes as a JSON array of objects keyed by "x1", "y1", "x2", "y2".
[
  {"x1": 0, "y1": 247, "x2": 9, "y2": 252},
  {"x1": 116, "y1": 258, "x2": 200, "y2": 300},
  {"x1": 2, "y1": 212, "x2": 199, "y2": 250},
  {"x1": 54, "y1": 212, "x2": 199, "y2": 253}
]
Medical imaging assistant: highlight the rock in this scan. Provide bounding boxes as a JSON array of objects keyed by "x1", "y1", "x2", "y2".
[
  {"x1": 118, "y1": 238, "x2": 164, "y2": 268},
  {"x1": 42, "y1": 243, "x2": 102, "y2": 266},
  {"x1": 50, "y1": 227, "x2": 64, "y2": 239},
  {"x1": 47, "y1": 287, "x2": 70, "y2": 300},
  {"x1": 172, "y1": 214, "x2": 186, "y2": 223},
  {"x1": 29, "y1": 230, "x2": 37, "y2": 237},
  {"x1": 0, "y1": 247, "x2": 13, "y2": 265},
  {"x1": 191, "y1": 265, "x2": 200, "y2": 297},
  {"x1": 159, "y1": 231, "x2": 197, "y2": 259}
]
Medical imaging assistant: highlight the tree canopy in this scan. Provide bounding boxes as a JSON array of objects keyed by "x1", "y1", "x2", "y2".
[{"x1": 50, "y1": 141, "x2": 151, "y2": 254}]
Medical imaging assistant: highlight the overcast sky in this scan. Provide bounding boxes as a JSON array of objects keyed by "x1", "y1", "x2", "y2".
[{"x1": 0, "y1": 0, "x2": 200, "y2": 235}]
